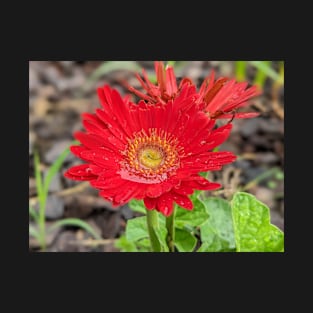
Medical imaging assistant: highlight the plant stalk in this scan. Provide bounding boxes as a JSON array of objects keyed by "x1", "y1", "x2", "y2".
[
  {"x1": 166, "y1": 206, "x2": 176, "y2": 252},
  {"x1": 38, "y1": 196, "x2": 47, "y2": 251},
  {"x1": 146, "y1": 209, "x2": 162, "y2": 252}
]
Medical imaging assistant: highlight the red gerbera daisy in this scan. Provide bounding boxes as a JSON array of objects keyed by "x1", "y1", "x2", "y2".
[
  {"x1": 64, "y1": 85, "x2": 236, "y2": 216},
  {"x1": 127, "y1": 61, "x2": 261, "y2": 120},
  {"x1": 197, "y1": 71, "x2": 261, "y2": 119}
]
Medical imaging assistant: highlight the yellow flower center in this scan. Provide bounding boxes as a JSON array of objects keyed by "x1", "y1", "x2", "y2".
[
  {"x1": 138, "y1": 147, "x2": 164, "y2": 169},
  {"x1": 120, "y1": 128, "x2": 183, "y2": 183}
]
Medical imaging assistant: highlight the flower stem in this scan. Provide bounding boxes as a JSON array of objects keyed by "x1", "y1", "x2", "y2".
[
  {"x1": 146, "y1": 209, "x2": 162, "y2": 252},
  {"x1": 166, "y1": 206, "x2": 176, "y2": 252}
]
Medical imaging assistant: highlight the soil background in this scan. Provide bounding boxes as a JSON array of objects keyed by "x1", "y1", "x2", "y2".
[{"x1": 29, "y1": 61, "x2": 284, "y2": 252}]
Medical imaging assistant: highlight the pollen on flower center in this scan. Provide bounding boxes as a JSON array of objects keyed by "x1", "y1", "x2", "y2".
[
  {"x1": 120, "y1": 128, "x2": 182, "y2": 183},
  {"x1": 138, "y1": 147, "x2": 164, "y2": 169}
]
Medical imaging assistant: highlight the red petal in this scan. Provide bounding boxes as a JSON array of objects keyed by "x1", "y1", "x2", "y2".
[
  {"x1": 173, "y1": 184, "x2": 194, "y2": 196},
  {"x1": 172, "y1": 192, "x2": 193, "y2": 210},
  {"x1": 156, "y1": 193, "x2": 174, "y2": 216},
  {"x1": 70, "y1": 145, "x2": 90, "y2": 161},
  {"x1": 90, "y1": 175, "x2": 124, "y2": 189},
  {"x1": 74, "y1": 131, "x2": 104, "y2": 150},
  {"x1": 64, "y1": 164, "x2": 97, "y2": 181},
  {"x1": 205, "y1": 124, "x2": 232, "y2": 150},
  {"x1": 113, "y1": 182, "x2": 142, "y2": 205},
  {"x1": 144, "y1": 197, "x2": 157, "y2": 210},
  {"x1": 146, "y1": 180, "x2": 173, "y2": 198},
  {"x1": 185, "y1": 177, "x2": 221, "y2": 190},
  {"x1": 181, "y1": 151, "x2": 236, "y2": 172},
  {"x1": 89, "y1": 164, "x2": 103, "y2": 175},
  {"x1": 165, "y1": 65, "x2": 178, "y2": 96},
  {"x1": 80, "y1": 149, "x2": 121, "y2": 169}
]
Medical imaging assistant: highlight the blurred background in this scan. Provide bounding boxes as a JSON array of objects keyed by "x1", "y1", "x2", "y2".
[{"x1": 29, "y1": 61, "x2": 284, "y2": 252}]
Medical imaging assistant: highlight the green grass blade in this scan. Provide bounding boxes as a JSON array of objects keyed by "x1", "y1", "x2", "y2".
[
  {"x1": 34, "y1": 149, "x2": 44, "y2": 204},
  {"x1": 241, "y1": 167, "x2": 281, "y2": 191},
  {"x1": 249, "y1": 61, "x2": 281, "y2": 83},
  {"x1": 43, "y1": 142, "x2": 75, "y2": 194},
  {"x1": 253, "y1": 61, "x2": 271, "y2": 88},
  {"x1": 29, "y1": 225, "x2": 39, "y2": 239},
  {"x1": 49, "y1": 218, "x2": 102, "y2": 240},
  {"x1": 235, "y1": 61, "x2": 247, "y2": 81},
  {"x1": 29, "y1": 206, "x2": 38, "y2": 222},
  {"x1": 84, "y1": 61, "x2": 142, "y2": 89}
]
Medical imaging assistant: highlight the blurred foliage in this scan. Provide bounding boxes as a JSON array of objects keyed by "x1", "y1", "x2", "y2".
[
  {"x1": 29, "y1": 141, "x2": 101, "y2": 251},
  {"x1": 235, "y1": 61, "x2": 284, "y2": 89}
]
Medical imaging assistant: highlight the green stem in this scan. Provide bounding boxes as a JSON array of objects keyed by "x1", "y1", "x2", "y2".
[
  {"x1": 146, "y1": 209, "x2": 162, "y2": 252},
  {"x1": 38, "y1": 196, "x2": 47, "y2": 251},
  {"x1": 166, "y1": 206, "x2": 176, "y2": 252}
]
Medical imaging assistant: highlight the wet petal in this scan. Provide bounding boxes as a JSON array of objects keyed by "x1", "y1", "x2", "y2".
[
  {"x1": 173, "y1": 184, "x2": 194, "y2": 196},
  {"x1": 80, "y1": 149, "x2": 121, "y2": 168},
  {"x1": 64, "y1": 164, "x2": 97, "y2": 181},
  {"x1": 185, "y1": 177, "x2": 221, "y2": 191},
  {"x1": 90, "y1": 175, "x2": 124, "y2": 189},
  {"x1": 156, "y1": 193, "x2": 174, "y2": 216},
  {"x1": 144, "y1": 197, "x2": 157, "y2": 210},
  {"x1": 172, "y1": 192, "x2": 193, "y2": 210}
]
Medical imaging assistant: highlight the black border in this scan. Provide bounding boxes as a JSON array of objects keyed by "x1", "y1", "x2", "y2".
[{"x1": 6, "y1": 17, "x2": 295, "y2": 299}]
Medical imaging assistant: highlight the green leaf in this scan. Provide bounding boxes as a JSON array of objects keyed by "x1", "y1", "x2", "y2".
[
  {"x1": 125, "y1": 215, "x2": 168, "y2": 251},
  {"x1": 115, "y1": 235, "x2": 138, "y2": 252},
  {"x1": 175, "y1": 229, "x2": 197, "y2": 252},
  {"x1": 126, "y1": 216, "x2": 149, "y2": 242},
  {"x1": 136, "y1": 238, "x2": 152, "y2": 252},
  {"x1": 175, "y1": 194, "x2": 209, "y2": 228},
  {"x1": 231, "y1": 192, "x2": 284, "y2": 252},
  {"x1": 49, "y1": 218, "x2": 102, "y2": 240},
  {"x1": 128, "y1": 199, "x2": 146, "y2": 214},
  {"x1": 197, "y1": 241, "x2": 236, "y2": 252},
  {"x1": 198, "y1": 197, "x2": 236, "y2": 252}
]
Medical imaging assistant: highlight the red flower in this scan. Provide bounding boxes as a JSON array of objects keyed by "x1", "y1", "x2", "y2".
[
  {"x1": 197, "y1": 71, "x2": 261, "y2": 119},
  {"x1": 127, "y1": 61, "x2": 261, "y2": 120},
  {"x1": 126, "y1": 61, "x2": 176, "y2": 103},
  {"x1": 64, "y1": 85, "x2": 236, "y2": 216}
]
